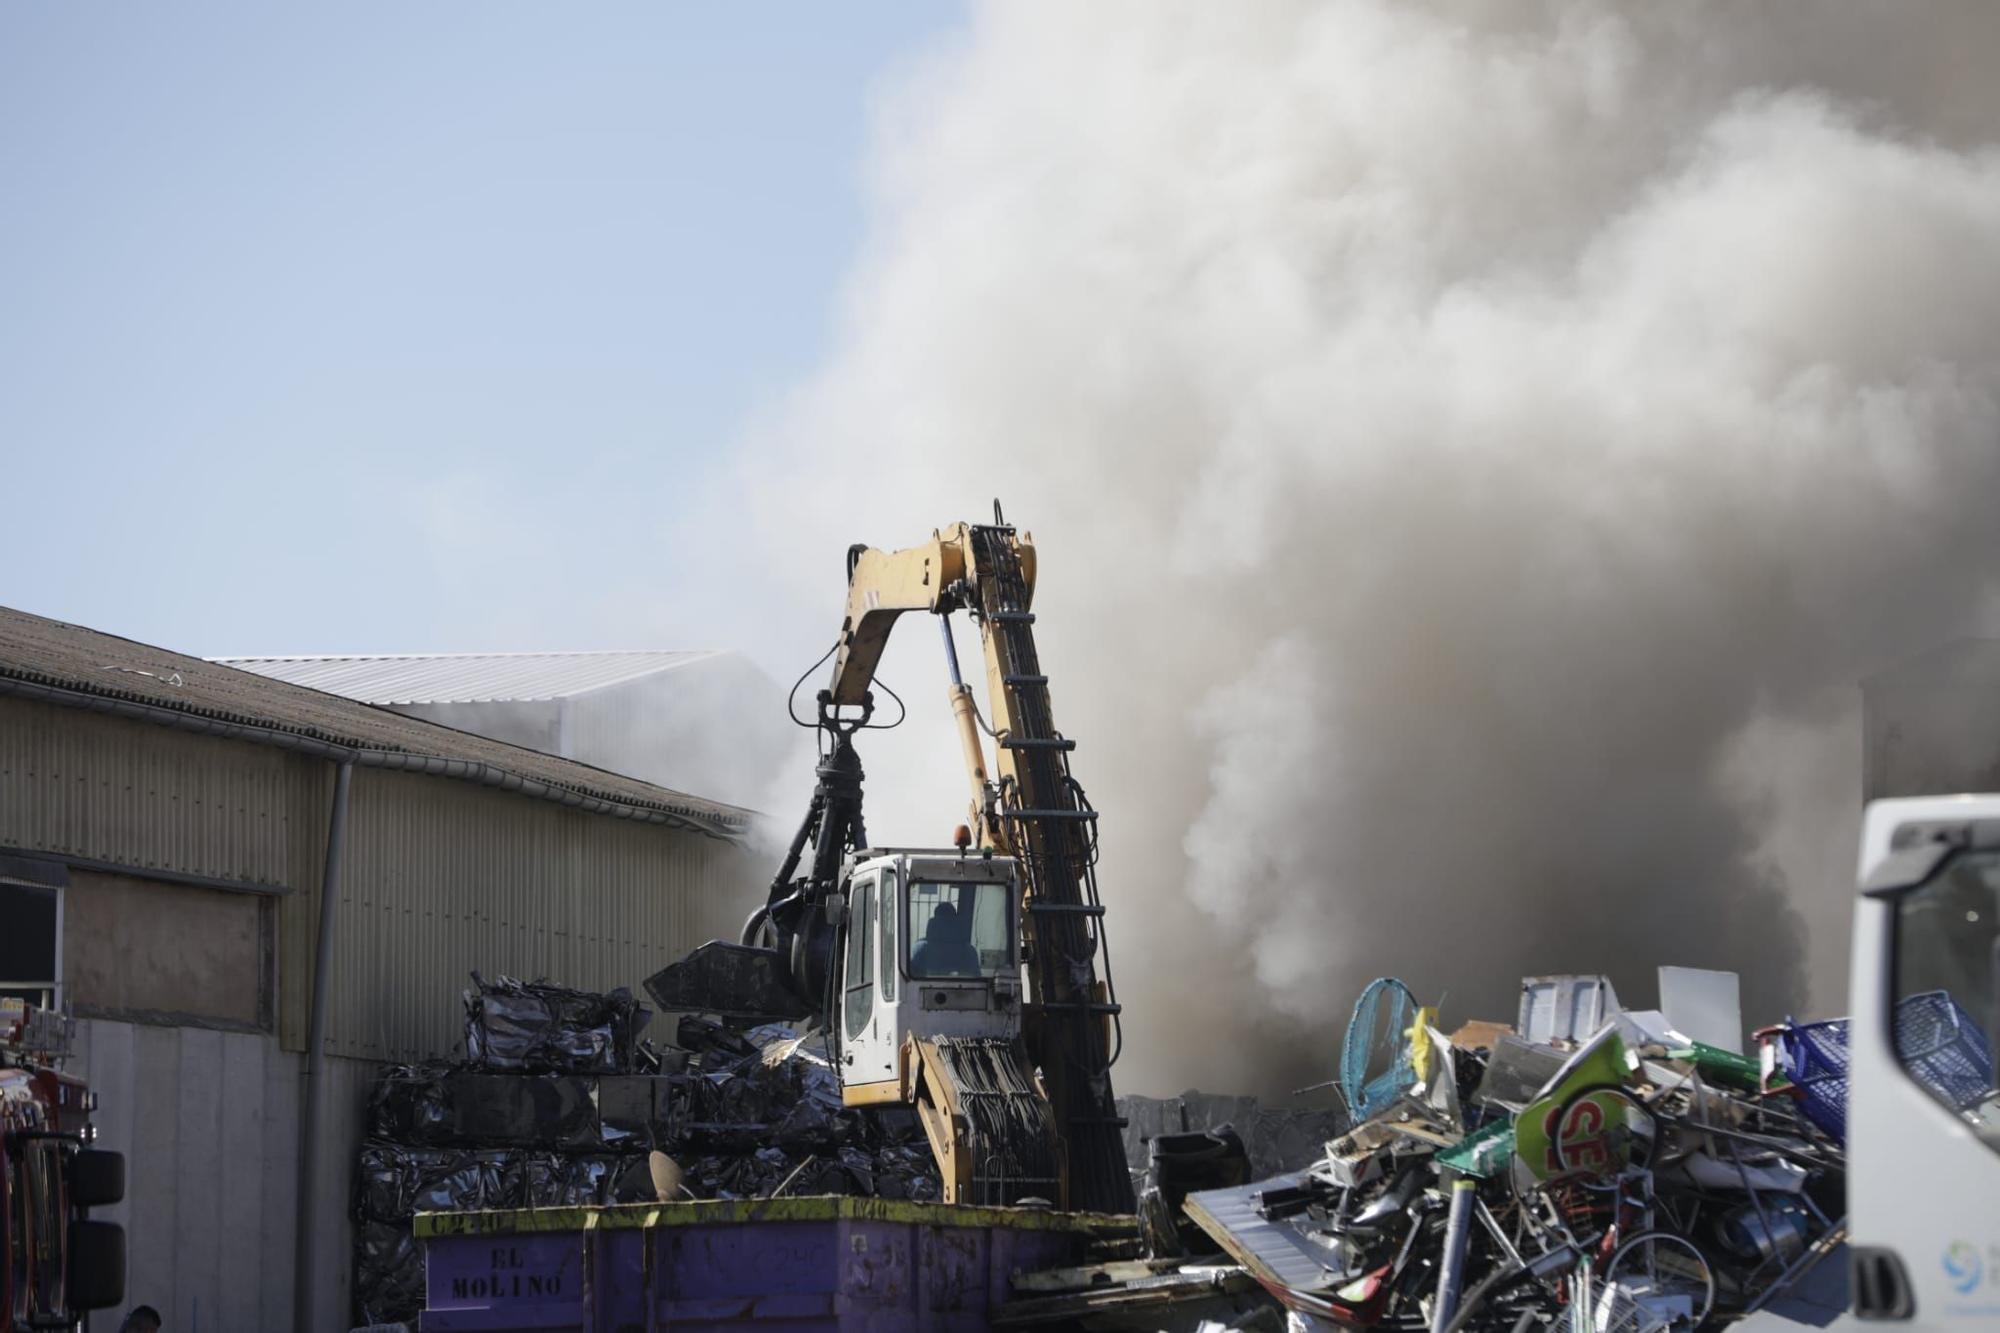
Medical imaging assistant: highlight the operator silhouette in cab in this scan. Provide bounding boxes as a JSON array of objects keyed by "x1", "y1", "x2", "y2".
[{"x1": 910, "y1": 902, "x2": 981, "y2": 977}]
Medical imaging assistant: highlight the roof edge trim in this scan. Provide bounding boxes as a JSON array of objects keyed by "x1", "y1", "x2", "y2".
[{"x1": 211, "y1": 650, "x2": 724, "y2": 662}]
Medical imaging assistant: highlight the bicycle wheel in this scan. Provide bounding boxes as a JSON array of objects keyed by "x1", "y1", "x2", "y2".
[{"x1": 1604, "y1": 1230, "x2": 1715, "y2": 1329}]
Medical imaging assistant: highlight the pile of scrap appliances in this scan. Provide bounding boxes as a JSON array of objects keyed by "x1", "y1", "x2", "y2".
[
  {"x1": 0, "y1": 1000, "x2": 125, "y2": 1332},
  {"x1": 1181, "y1": 972, "x2": 1863, "y2": 1333},
  {"x1": 409, "y1": 507, "x2": 1998, "y2": 1333}
]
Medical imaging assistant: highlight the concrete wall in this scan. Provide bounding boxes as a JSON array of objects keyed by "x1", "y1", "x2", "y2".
[{"x1": 70, "y1": 1018, "x2": 376, "y2": 1333}]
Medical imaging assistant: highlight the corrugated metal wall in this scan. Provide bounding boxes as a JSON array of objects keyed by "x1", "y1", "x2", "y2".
[
  {"x1": 330, "y1": 765, "x2": 754, "y2": 1061},
  {"x1": 1, "y1": 696, "x2": 760, "y2": 1059},
  {"x1": 0, "y1": 699, "x2": 334, "y2": 1049},
  {"x1": 0, "y1": 696, "x2": 304, "y2": 888}
]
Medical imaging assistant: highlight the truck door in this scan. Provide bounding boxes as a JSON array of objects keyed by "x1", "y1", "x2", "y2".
[
  {"x1": 841, "y1": 872, "x2": 899, "y2": 1092},
  {"x1": 1849, "y1": 797, "x2": 2000, "y2": 1326}
]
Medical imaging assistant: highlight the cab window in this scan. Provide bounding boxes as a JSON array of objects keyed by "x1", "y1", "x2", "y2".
[
  {"x1": 843, "y1": 877, "x2": 875, "y2": 1041},
  {"x1": 1888, "y1": 847, "x2": 2000, "y2": 1149},
  {"x1": 908, "y1": 880, "x2": 1012, "y2": 979},
  {"x1": 879, "y1": 869, "x2": 897, "y2": 1003}
]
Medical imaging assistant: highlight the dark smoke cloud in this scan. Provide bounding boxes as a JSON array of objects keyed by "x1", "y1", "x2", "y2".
[{"x1": 706, "y1": 1, "x2": 2000, "y2": 1094}]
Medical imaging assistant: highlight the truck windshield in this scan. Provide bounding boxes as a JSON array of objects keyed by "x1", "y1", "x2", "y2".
[
  {"x1": 1890, "y1": 848, "x2": 2000, "y2": 1147},
  {"x1": 907, "y1": 880, "x2": 1011, "y2": 979}
]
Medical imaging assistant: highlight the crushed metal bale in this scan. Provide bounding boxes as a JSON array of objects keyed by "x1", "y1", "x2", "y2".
[
  {"x1": 351, "y1": 975, "x2": 940, "y2": 1328},
  {"x1": 461, "y1": 971, "x2": 649, "y2": 1074}
]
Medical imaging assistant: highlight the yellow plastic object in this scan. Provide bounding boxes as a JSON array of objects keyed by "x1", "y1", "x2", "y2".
[{"x1": 1408, "y1": 1005, "x2": 1439, "y2": 1083}]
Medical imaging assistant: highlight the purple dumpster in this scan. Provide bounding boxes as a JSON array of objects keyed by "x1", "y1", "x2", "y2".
[{"x1": 414, "y1": 1196, "x2": 1119, "y2": 1331}]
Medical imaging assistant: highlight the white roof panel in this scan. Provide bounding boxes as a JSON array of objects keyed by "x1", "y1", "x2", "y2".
[{"x1": 212, "y1": 650, "x2": 722, "y2": 704}]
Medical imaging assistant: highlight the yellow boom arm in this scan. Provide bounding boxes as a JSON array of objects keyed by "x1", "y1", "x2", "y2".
[{"x1": 828, "y1": 522, "x2": 1040, "y2": 852}]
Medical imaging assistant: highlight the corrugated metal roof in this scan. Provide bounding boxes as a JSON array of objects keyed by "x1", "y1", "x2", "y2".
[
  {"x1": 211, "y1": 650, "x2": 721, "y2": 704},
  {"x1": 0, "y1": 606, "x2": 752, "y2": 840}
]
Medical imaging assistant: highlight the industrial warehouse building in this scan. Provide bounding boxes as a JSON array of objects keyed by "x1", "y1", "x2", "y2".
[
  {"x1": 214, "y1": 648, "x2": 790, "y2": 809},
  {"x1": 0, "y1": 604, "x2": 760, "y2": 1331}
]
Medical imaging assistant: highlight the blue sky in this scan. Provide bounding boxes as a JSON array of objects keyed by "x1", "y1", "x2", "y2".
[{"x1": 1, "y1": 3, "x2": 964, "y2": 657}]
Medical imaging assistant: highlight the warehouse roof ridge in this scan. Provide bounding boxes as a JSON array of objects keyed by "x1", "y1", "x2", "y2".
[
  {"x1": 0, "y1": 605, "x2": 755, "y2": 841},
  {"x1": 211, "y1": 648, "x2": 728, "y2": 705}
]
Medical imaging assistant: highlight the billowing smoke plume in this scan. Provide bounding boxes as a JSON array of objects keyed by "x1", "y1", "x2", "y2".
[{"x1": 704, "y1": 2, "x2": 2000, "y2": 1094}]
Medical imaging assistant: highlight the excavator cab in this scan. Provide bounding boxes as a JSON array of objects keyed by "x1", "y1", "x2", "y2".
[
  {"x1": 649, "y1": 511, "x2": 1127, "y2": 1211},
  {"x1": 834, "y1": 848, "x2": 1063, "y2": 1205},
  {"x1": 836, "y1": 850, "x2": 1024, "y2": 1103}
]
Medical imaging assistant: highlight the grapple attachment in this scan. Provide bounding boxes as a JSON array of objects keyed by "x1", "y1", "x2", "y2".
[{"x1": 643, "y1": 941, "x2": 815, "y2": 1022}]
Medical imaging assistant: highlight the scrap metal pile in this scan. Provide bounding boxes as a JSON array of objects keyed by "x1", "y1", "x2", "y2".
[
  {"x1": 351, "y1": 974, "x2": 937, "y2": 1328},
  {"x1": 352, "y1": 975, "x2": 655, "y2": 1325},
  {"x1": 643, "y1": 1013, "x2": 941, "y2": 1201},
  {"x1": 1179, "y1": 974, "x2": 1876, "y2": 1332}
]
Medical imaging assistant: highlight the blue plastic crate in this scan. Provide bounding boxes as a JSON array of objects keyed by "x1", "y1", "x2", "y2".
[
  {"x1": 1780, "y1": 1016, "x2": 1851, "y2": 1142},
  {"x1": 1894, "y1": 989, "x2": 1994, "y2": 1111},
  {"x1": 1776, "y1": 990, "x2": 1993, "y2": 1146}
]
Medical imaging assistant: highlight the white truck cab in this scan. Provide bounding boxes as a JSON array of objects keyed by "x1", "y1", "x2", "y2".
[
  {"x1": 833, "y1": 848, "x2": 1026, "y2": 1104},
  {"x1": 1845, "y1": 795, "x2": 2000, "y2": 1325}
]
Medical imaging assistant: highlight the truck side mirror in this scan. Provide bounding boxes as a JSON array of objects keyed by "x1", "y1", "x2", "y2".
[
  {"x1": 69, "y1": 1149, "x2": 126, "y2": 1209},
  {"x1": 66, "y1": 1219, "x2": 126, "y2": 1311},
  {"x1": 825, "y1": 895, "x2": 848, "y2": 928}
]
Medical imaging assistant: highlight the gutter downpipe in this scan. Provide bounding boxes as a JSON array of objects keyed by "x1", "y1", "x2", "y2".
[{"x1": 295, "y1": 758, "x2": 353, "y2": 1333}]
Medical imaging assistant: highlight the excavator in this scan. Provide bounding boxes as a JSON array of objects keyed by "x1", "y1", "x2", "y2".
[{"x1": 648, "y1": 506, "x2": 1135, "y2": 1215}]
